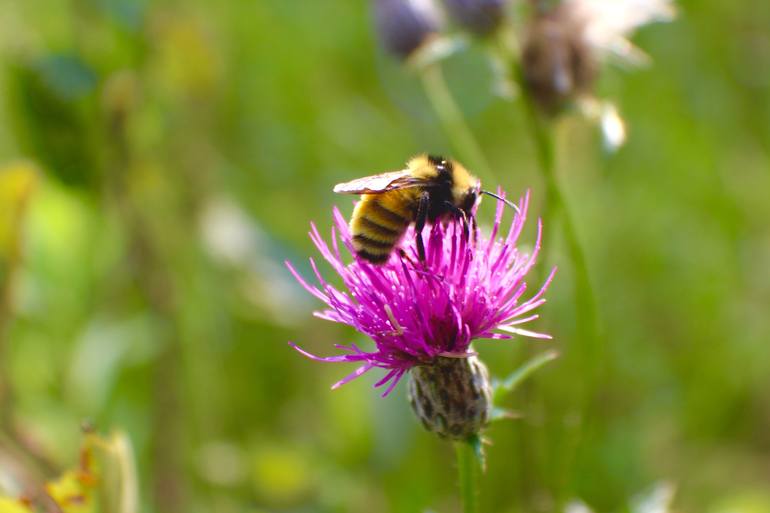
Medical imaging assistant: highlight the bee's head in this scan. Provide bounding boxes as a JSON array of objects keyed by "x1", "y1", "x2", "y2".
[
  {"x1": 459, "y1": 180, "x2": 481, "y2": 215},
  {"x1": 435, "y1": 158, "x2": 479, "y2": 215}
]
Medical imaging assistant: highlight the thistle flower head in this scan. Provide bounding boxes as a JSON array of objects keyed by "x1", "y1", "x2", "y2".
[
  {"x1": 443, "y1": 0, "x2": 506, "y2": 37},
  {"x1": 374, "y1": 0, "x2": 442, "y2": 60},
  {"x1": 287, "y1": 191, "x2": 554, "y2": 398}
]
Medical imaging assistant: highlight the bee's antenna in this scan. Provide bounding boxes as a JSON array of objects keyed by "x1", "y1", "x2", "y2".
[{"x1": 481, "y1": 190, "x2": 520, "y2": 214}]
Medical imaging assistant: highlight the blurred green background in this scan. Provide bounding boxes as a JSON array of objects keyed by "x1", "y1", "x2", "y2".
[{"x1": 0, "y1": 1, "x2": 769, "y2": 512}]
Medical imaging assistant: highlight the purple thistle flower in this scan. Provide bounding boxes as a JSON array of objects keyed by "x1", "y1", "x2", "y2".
[{"x1": 287, "y1": 191, "x2": 554, "y2": 399}]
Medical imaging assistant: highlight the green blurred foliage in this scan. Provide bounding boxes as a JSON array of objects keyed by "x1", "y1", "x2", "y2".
[{"x1": 0, "y1": 0, "x2": 769, "y2": 512}]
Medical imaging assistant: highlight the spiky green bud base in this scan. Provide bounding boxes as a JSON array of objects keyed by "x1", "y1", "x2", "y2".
[{"x1": 408, "y1": 354, "x2": 492, "y2": 440}]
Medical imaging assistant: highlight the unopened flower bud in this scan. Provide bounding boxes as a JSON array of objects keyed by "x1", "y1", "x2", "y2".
[
  {"x1": 374, "y1": 0, "x2": 441, "y2": 60},
  {"x1": 521, "y1": 10, "x2": 596, "y2": 113},
  {"x1": 443, "y1": 0, "x2": 505, "y2": 37},
  {"x1": 408, "y1": 355, "x2": 492, "y2": 440},
  {"x1": 521, "y1": 0, "x2": 674, "y2": 114}
]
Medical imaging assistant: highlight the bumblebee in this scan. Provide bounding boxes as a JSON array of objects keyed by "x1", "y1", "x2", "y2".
[{"x1": 334, "y1": 155, "x2": 512, "y2": 264}]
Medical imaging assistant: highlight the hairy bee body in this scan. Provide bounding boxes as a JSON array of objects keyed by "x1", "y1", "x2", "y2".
[
  {"x1": 350, "y1": 189, "x2": 418, "y2": 264},
  {"x1": 335, "y1": 155, "x2": 480, "y2": 265}
]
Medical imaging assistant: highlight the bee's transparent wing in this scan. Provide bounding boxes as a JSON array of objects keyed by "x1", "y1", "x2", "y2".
[{"x1": 333, "y1": 170, "x2": 422, "y2": 194}]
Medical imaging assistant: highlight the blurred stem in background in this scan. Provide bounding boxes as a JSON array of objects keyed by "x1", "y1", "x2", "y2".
[
  {"x1": 516, "y1": 63, "x2": 599, "y2": 347},
  {"x1": 419, "y1": 62, "x2": 495, "y2": 180},
  {"x1": 0, "y1": 166, "x2": 33, "y2": 430},
  {"x1": 489, "y1": 23, "x2": 603, "y2": 506},
  {"x1": 103, "y1": 72, "x2": 188, "y2": 513},
  {"x1": 517, "y1": 73, "x2": 603, "y2": 500}
]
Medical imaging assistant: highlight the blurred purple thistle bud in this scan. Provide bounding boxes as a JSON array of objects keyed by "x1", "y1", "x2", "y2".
[
  {"x1": 374, "y1": 0, "x2": 442, "y2": 60},
  {"x1": 443, "y1": 0, "x2": 506, "y2": 37}
]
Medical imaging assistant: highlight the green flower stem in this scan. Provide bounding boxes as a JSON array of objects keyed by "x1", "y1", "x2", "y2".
[
  {"x1": 419, "y1": 62, "x2": 496, "y2": 180},
  {"x1": 521, "y1": 88, "x2": 558, "y2": 286},
  {"x1": 455, "y1": 440, "x2": 479, "y2": 513},
  {"x1": 512, "y1": 58, "x2": 603, "y2": 503},
  {"x1": 105, "y1": 82, "x2": 187, "y2": 513},
  {"x1": 496, "y1": 30, "x2": 604, "y2": 502},
  {"x1": 511, "y1": 57, "x2": 600, "y2": 346}
]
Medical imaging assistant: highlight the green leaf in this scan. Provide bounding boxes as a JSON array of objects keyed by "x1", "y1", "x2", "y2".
[
  {"x1": 488, "y1": 407, "x2": 518, "y2": 423},
  {"x1": 34, "y1": 54, "x2": 97, "y2": 101},
  {"x1": 492, "y1": 350, "x2": 559, "y2": 403},
  {"x1": 7, "y1": 55, "x2": 100, "y2": 189}
]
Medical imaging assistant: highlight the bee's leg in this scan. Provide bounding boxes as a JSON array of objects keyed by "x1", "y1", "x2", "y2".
[
  {"x1": 398, "y1": 248, "x2": 418, "y2": 268},
  {"x1": 414, "y1": 192, "x2": 430, "y2": 262},
  {"x1": 444, "y1": 201, "x2": 470, "y2": 242},
  {"x1": 459, "y1": 210, "x2": 470, "y2": 242},
  {"x1": 471, "y1": 215, "x2": 478, "y2": 246}
]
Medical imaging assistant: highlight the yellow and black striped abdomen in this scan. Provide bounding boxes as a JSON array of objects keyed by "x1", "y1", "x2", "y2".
[{"x1": 350, "y1": 190, "x2": 416, "y2": 264}]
